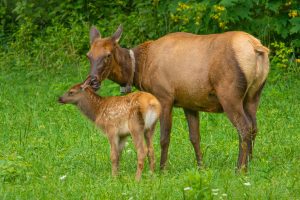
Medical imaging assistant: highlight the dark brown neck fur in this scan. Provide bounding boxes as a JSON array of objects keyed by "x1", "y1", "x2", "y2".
[
  {"x1": 108, "y1": 45, "x2": 132, "y2": 86},
  {"x1": 132, "y1": 41, "x2": 152, "y2": 90},
  {"x1": 108, "y1": 41, "x2": 153, "y2": 89}
]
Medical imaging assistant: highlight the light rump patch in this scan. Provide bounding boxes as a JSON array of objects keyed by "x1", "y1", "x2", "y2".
[
  {"x1": 232, "y1": 33, "x2": 258, "y2": 86},
  {"x1": 144, "y1": 109, "x2": 158, "y2": 129},
  {"x1": 232, "y1": 32, "x2": 270, "y2": 97}
]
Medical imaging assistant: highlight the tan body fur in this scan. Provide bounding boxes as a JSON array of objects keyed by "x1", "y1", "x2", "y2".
[
  {"x1": 86, "y1": 27, "x2": 269, "y2": 171},
  {"x1": 59, "y1": 84, "x2": 161, "y2": 180}
]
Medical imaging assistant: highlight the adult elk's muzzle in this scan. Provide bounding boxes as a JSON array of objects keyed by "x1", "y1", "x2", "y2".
[
  {"x1": 90, "y1": 75, "x2": 100, "y2": 91},
  {"x1": 89, "y1": 59, "x2": 103, "y2": 91},
  {"x1": 89, "y1": 55, "x2": 112, "y2": 91}
]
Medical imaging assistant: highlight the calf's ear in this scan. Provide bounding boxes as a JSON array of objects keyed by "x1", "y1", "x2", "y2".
[
  {"x1": 90, "y1": 26, "x2": 101, "y2": 45},
  {"x1": 111, "y1": 24, "x2": 123, "y2": 44}
]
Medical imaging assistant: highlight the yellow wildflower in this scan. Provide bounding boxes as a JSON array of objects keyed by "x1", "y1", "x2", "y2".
[
  {"x1": 213, "y1": 5, "x2": 225, "y2": 12},
  {"x1": 178, "y1": 2, "x2": 190, "y2": 10},
  {"x1": 288, "y1": 10, "x2": 298, "y2": 18},
  {"x1": 219, "y1": 22, "x2": 225, "y2": 28}
]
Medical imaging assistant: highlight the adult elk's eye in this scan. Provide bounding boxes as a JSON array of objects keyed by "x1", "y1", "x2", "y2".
[{"x1": 69, "y1": 91, "x2": 74, "y2": 96}]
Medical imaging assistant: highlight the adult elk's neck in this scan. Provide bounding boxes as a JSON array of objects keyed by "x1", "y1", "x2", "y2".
[
  {"x1": 76, "y1": 91, "x2": 102, "y2": 122},
  {"x1": 108, "y1": 42, "x2": 152, "y2": 90},
  {"x1": 131, "y1": 41, "x2": 152, "y2": 90},
  {"x1": 108, "y1": 45, "x2": 133, "y2": 86}
]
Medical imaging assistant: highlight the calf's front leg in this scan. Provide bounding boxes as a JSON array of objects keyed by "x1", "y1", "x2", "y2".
[
  {"x1": 108, "y1": 134, "x2": 120, "y2": 177},
  {"x1": 130, "y1": 125, "x2": 147, "y2": 181}
]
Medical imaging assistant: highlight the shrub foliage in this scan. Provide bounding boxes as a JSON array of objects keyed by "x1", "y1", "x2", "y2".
[{"x1": 1, "y1": 1, "x2": 299, "y2": 68}]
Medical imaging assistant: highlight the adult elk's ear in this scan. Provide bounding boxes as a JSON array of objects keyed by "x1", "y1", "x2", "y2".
[
  {"x1": 90, "y1": 26, "x2": 101, "y2": 45},
  {"x1": 111, "y1": 24, "x2": 123, "y2": 44}
]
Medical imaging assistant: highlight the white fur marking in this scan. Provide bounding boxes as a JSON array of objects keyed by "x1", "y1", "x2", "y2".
[
  {"x1": 129, "y1": 49, "x2": 135, "y2": 82},
  {"x1": 144, "y1": 109, "x2": 157, "y2": 129},
  {"x1": 129, "y1": 50, "x2": 135, "y2": 70}
]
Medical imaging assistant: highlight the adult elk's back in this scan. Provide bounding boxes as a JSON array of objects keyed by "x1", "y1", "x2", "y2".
[{"x1": 84, "y1": 25, "x2": 269, "y2": 171}]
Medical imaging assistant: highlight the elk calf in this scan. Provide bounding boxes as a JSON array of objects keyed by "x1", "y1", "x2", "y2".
[{"x1": 58, "y1": 83, "x2": 161, "y2": 180}]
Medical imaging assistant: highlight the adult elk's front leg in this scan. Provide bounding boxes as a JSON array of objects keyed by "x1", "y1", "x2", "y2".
[
  {"x1": 159, "y1": 101, "x2": 173, "y2": 170},
  {"x1": 184, "y1": 109, "x2": 202, "y2": 167}
]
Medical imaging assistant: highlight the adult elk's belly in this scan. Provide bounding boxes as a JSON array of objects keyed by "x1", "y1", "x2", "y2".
[{"x1": 173, "y1": 83, "x2": 223, "y2": 113}]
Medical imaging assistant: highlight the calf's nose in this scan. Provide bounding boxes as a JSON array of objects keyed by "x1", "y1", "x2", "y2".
[{"x1": 58, "y1": 97, "x2": 64, "y2": 104}]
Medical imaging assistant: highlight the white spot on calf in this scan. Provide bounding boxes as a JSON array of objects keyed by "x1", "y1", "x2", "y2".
[{"x1": 144, "y1": 109, "x2": 158, "y2": 129}]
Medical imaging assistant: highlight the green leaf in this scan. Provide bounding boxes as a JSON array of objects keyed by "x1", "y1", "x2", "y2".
[
  {"x1": 290, "y1": 17, "x2": 300, "y2": 34},
  {"x1": 220, "y1": 0, "x2": 239, "y2": 7},
  {"x1": 266, "y1": 1, "x2": 282, "y2": 13}
]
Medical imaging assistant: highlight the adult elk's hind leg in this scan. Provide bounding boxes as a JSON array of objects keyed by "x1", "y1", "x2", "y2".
[
  {"x1": 159, "y1": 101, "x2": 173, "y2": 170},
  {"x1": 184, "y1": 109, "x2": 202, "y2": 167},
  {"x1": 217, "y1": 89, "x2": 252, "y2": 171},
  {"x1": 243, "y1": 82, "x2": 266, "y2": 160}
]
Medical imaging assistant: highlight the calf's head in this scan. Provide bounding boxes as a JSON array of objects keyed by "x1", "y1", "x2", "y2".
[
  {"x1": 86, "y1": 25, "x2": 123, "y2": 90},
  {"x1": 58, "y1": 83, "x2": 91, "y2": 105}
]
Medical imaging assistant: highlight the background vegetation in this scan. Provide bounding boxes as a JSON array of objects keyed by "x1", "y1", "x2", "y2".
[{"x1": 1, "y1": 0, "x2": 299, "y2": 199}]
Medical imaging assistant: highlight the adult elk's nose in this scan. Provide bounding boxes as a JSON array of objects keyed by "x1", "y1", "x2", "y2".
[{"x1": 90, "y1": 75, "x2": 100, "y2": 91}]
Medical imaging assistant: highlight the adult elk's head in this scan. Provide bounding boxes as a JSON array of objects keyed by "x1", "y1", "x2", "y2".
[{"x1": 86, "y1": 25, "x2": 123, "y2": 90}]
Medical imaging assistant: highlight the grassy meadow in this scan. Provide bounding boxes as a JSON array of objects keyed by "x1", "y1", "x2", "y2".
[{"x1": 0, "y1": 54, "x2": 299, "y2": 199}]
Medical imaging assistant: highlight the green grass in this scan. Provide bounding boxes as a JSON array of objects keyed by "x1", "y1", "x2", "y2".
[{"x1": 0, "y1": 57, "x2": 299, "y2": 199}]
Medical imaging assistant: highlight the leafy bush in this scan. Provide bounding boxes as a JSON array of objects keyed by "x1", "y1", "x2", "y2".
[
  {"x1": 271, "y1": 42, "x2": 294, "y2": 69},
  {"x1": 0, "y1": 0, "x2": 299, "y2": 72}
]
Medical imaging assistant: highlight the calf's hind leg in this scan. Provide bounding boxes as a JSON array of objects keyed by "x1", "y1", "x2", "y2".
[
  {"x1": 129, "y1": 119, "x2": 147, "y2": 181},
  {"x1": 117, "y1": 136, "x2": 128, "y2": 162},
  {"x1": 144, "y1": 125, "x2": 156, "y2": 173}
]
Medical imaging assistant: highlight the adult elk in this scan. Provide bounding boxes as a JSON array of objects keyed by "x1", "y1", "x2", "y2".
[{"x1": 84, "y1": 25, "x2": 269, "y2": 171}]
